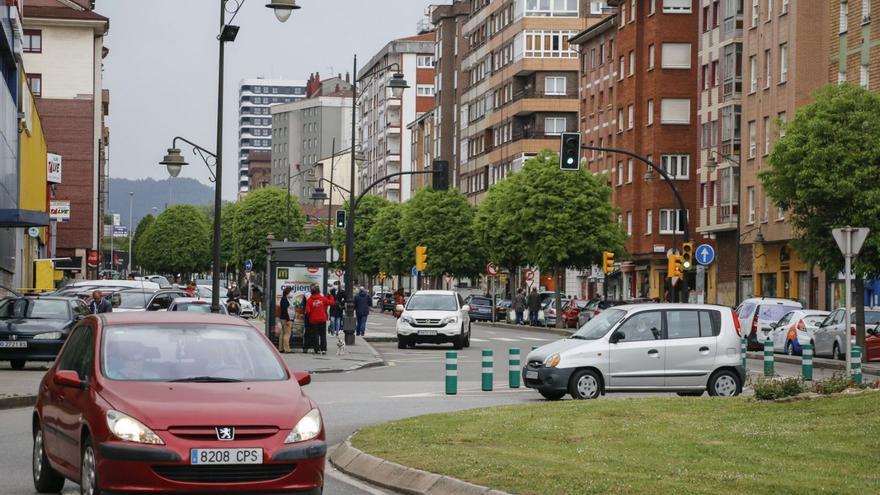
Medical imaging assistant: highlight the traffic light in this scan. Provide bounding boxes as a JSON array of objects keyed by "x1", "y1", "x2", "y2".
[
  {"x1": 559, "y1": 132, "x2": 581, "y2": 171},
  {"x1": 415, "y1": 245, "x2": 428, "y2": 271},
  {"x1": 335, "y1": 210, "x2": 346, "y2": 229},
  {"x1": 681, "y1": 242, "x2": 694, "y2": 271},
  {"x1": 667, "y1": 253, "x2": 684, "y2": 279},
  {"x1": 602, "y1": 251, "x2": 615, "y2": 274},
  {"x1": 432, "y1": 160, "x2": 449, "y2": 191}
]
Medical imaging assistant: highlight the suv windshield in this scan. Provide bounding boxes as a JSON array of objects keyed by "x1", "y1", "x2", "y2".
[
  {"x1": 571, "y1": 309, "x2": 626, "y2": 340},
  {"x1": 0, "y1": 298, "x2": 69, "y2": 319},
  {"x1": 102, "y1": 324, "x2": 286, "y2": 382},
  {"x1": 406, "y1": 294, "x2": 459, "y2": 312}
]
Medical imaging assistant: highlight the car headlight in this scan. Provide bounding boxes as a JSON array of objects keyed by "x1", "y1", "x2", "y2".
[
  {"x1": 440, "y1": 315, "x2": 459, "y2": 326},
  {"x1": 544, "y1": 353, "x2": 561, "y2": 368},
  {"x1": 106, "y1": 410, "x2": 164, "y2": 445},
  {"x1": 32, "y1": 332, "x2": 63, "y2": 340},
  {"x1": 401, "y1": 314, "x2": 415, "y2": 325},
  {"x1": 284, "y1": 409, "x2": 322, "y2": 444}
]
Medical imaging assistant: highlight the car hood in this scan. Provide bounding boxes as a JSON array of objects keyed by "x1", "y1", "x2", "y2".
[
  {"x1": 403, "y1": 310, "x2": 458, "y2": 319},
  {"x1": 2, "y1": 319, "x2": 70, "y2": 334},
  {"x1": 113, "y1": 308, "x2": 146, "y2": 313},
  {"x1": 526, "y1": 337, "x2": 598, "y2": 362},
  {"x1": 98, "y1": 380, "x2": 313, "y2": 430}
]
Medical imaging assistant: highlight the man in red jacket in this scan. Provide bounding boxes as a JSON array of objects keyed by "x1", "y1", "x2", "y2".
[{"x1": 305, "y1": 285, "x2": 333, "y2": 354}]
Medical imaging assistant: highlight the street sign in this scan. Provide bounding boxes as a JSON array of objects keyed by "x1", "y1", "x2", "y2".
[
  {"x1": 525, "y1": 269, "x2": 535, "y2": 282},
  {"x1": 27, "y1": 227, "x2": 39, "y2": 238},
  {"x1": 487, "y1": 262, "x2": 498, "y2": 276},
  {"x1": 832, "y1": 227, "x2": 869, "y2": 256},
  {"x1": 245, "y1": 259, "x2": 253, "y2": 271},
  {"x1": 831, "y1": 227, "x2": 870, "y2": 379},
  {"x1": 112, "y1": 226, "x2": 128, "y2": 238},
  {"x1": 335, "y1": 269, "x2": 344, "y2": 277},
  {"x1": 411, "y1": 265, "x2": 418, "y2": 277},
  {"x1": 696, "y1": 244, "x2": 715, "y2": 265}
]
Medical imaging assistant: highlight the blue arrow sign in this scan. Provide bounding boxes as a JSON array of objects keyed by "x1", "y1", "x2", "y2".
[
  {"x1": 245, "y1": 259, "x2": 254, "y2": 271},
  {"x1": 412, "y1": 265, "x2": 418, "y2": 277},
  {"x1": 696, "y1": 244, "x2": 715, "y2": 266}
]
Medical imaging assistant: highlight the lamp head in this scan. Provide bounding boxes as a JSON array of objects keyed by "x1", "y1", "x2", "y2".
[
  {"x1": 266, "y1": 0, "x2": 300, "y2": 22},
  {"x1": 388, "y1": 73, "x2": 410, "y2": 98},
  {"x1": 310, "y1": 187, "x2": 329, "y2": 202},
  {"x1": 159, "y1": 148, "x2": 188, "y2": 178},
  {"x1": 643, "y1": 170, "x2": 655, "y2": 183}
]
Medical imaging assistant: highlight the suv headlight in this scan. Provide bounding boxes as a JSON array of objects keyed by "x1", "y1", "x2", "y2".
[
  {"x1": 32, "y1": 332, "x2": 63, "y2": 340},
  {"x1": 284, "y1": 409, "x2": 322, "y2": 443},
  {"x1": 401, "y1": 314, "x2": 415, "y2": 325},
  {"x1": 106, "y1": 410, "x2": 164, "y2": 445},
  {"x1": 440, "y1": 315, "x2": 459, "y2": 326}
]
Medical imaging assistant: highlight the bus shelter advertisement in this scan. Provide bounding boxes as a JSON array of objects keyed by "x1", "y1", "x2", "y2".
[{"x1": 275, "y1": 265, "x2": 324, "y2": 331}]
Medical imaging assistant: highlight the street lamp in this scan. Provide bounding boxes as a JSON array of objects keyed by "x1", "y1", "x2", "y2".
[
  {"x1": 162, "y1": 0, "x2": 293, "y2": 313},
  {"x1": 128, "y1": 191, "x2": 134, "y2": 275}
]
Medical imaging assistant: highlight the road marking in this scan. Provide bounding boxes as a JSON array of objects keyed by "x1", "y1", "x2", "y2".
[
  {"x1": 519, "y1": 337, "x2": 550, "y2": 342},
  {"x1": 491, "y1": 337, "x2": 520, "y2": 342},
  {"x1": 470, "y1": 338, "x2": 489, "y2": 342},
  {"x1": 385, "y1": 387, "x2": 532, "y2": 399}
]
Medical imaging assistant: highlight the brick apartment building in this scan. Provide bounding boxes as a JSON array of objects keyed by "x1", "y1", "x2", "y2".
[
  {"x1": 245, "y1": 151, "x2": 271, "y2": 191},
  {"x1": 23, "y1": 0, "x2": 109, "y2": 277}
]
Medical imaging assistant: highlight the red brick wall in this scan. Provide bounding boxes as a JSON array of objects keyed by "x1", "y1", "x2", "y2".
[{"x1": 36, "y1": 97, "x2": 95, "y2": 255}]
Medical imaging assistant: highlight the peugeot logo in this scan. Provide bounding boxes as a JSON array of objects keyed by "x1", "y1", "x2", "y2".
[{"x1": 215, "y1": 427, "x2": 235, "y2": 441}]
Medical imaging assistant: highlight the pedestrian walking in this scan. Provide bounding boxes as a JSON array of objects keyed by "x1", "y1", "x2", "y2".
[
  {"x1": 89, "y1": 290, "x2": 113, "y2": 314},
  {"x1": 392, "y1": 289, "x2": 405, "y2": 318},
  {"x1": 353, "y1": 286, "x2": 371, "y2": 336},
  {"x1": 329, "y1": 288, "x2": 344, "y2": 336},
  {"x1": 305, "y1": 285, "x2": 332, "y2": 354},
  {"x1": 185, "y1": 281, "x2": 197, "y2": 297},
  {"x1": 514, "y1": 288, "x2": 526, "y2": 325},
  {"x1": 527, "y1": 287, "x2": 541, "y2": 327},
  {"x1": 278, "y1": 287, "x2": 293, "y2": 353}
]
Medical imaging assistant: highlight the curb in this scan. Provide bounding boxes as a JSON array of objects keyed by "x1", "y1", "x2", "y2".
[
  {"x1": 0, "y1": 394, "x2": 37, "y2": 410},
  {"x1": 745, "y1": 352, "x2": 880, "y2": 376},
  {"x1": 364, "y1": 335, "x2": 397, "y2": 343},
  {"x1": 330, "y1": 437, "x2": 512, "y2": 495},
  {"x1": 309, "y1": 338, "x2": 386, "y2": 374}
]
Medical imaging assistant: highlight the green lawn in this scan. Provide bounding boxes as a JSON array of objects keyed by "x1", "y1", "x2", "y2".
[{"x1": 352, "y1": 394, "x2": 880, "y2": 495}]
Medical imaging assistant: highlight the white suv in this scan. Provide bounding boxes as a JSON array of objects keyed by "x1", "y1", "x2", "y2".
[
  {"x1": 396, "y1": 290, "x2": 471, "y2": 350},
  {"x1": 524, "y1": 303, "x2": 744, "y2": 400}
]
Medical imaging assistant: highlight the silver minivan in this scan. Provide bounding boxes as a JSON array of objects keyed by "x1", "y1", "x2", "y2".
[{"x1": 523, "y1": 303, "x2": 744, "y2": 400}]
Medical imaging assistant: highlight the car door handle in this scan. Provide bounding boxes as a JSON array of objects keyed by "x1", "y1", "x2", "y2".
[
  {"x1": 647, "y1": 349, "x2": 659, "y2": 356},
  {"x1": 699, "y1": 346, "x2": 710, "y2": 352}
]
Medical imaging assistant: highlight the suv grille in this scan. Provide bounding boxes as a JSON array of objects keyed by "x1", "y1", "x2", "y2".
[
  {"x1": 413, "y1": 318, "x2": 442, "y2": 327},
  {"x1": 153, "y1": 464, "x2": 294, "y2": 483}
]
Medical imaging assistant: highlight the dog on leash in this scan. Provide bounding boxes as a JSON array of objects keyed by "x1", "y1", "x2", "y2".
[{"x1": 335, "y1": 332, "x2": 346, "y2": 355}]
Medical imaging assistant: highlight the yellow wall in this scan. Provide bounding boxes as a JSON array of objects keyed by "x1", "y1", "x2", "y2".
[
  {"x1": 19, "y1": 74, "x2": 48, "y2": 214},
  {"x1": 753, "y1": 242, "x2": 811, "y2": 302}
]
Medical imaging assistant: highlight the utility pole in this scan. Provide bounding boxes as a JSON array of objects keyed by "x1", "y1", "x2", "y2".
[{"x1": 128, "y1": 192, "x2": 134, "y2": 274}]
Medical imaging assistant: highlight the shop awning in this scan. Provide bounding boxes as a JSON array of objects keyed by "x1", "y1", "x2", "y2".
[{"x1": 0, "y1": 209, "x2": 50, "y2": 227}]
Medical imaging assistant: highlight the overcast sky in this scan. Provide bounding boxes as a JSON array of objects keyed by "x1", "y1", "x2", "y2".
[{"x1": 98, "y1": 0, "x2": 432, "y2": 200}]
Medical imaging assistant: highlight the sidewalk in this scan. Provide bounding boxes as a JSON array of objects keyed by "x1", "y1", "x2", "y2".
[{"x1": 277, "y1": 335, "x2": 385, "y2": 374}]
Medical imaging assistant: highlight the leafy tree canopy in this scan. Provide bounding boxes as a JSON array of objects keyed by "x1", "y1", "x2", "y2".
[
  {"x1": 369, "y1": 202, "x2": 410, "y2": 277},
  {"x1": 233, "y1": 187, "x2": 304, "y2": 272},
  {"x1": 139, "y1": 205, "x2": 211, "y2": 275},
  {"x1": 345, "y1": 194, "x2": 391, "y2": 276},
  {"x1": 132, "y1": 214, "x2": 154, "y2": 271}
]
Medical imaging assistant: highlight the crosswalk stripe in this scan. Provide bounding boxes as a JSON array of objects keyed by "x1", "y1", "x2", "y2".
[
  {"x1": 491, "y1": 337, "x2": 521, "y2": 342},
  {"x1": 470, "y1": 338, "x2": 489, "y2": 342},
  {"x1": 519, "y1": 337, "x2": 550, "y2": 342}
]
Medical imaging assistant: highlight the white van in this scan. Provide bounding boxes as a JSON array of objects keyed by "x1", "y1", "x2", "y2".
[
  {"x1": 68, "y1": 279, "x2": 161, "y2": 291},
  {"x1": 524, "y1": 303, "x2": 744, "y2": 400}
]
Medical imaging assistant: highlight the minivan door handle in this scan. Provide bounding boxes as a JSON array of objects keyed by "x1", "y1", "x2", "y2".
[
  {"x1": 699, "y1": 346, "x2": 710, "y2": 352},
  {"x1": 647, "y1": 349, "x2": 659, "y2": 356}
]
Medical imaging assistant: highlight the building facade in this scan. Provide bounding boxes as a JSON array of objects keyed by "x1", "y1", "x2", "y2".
[
  {"x1": 271, "y1": 95, "x2": 353, "y2": 201},
  {"x1": 830, "y1": 0, "x2": 880, "y2": 91},
  {"x1": 238, "y1": 78, "x2": 306, "y2": 198},
  {"x1": 22, "y1": 0, "x2": 109, "y2": 278},
  {"x1": 407, "y1": 109, "x2": 435, "y2": 197},
  {"x1": 245, "y1": 151, "x2": 271, "y2": 192},
  {"x1": 739, "y1": 0, "x2": 829, "y2": 308},
  {"x1": 357, "y1": 33, "x2": 435, "y2": 203}
]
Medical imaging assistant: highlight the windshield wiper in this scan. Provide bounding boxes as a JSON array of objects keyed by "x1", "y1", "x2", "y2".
[{"x1": 168, "y1": 376, "x2": 242, "y2": 383}]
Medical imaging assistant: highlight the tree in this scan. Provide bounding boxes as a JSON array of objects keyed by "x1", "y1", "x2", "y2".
[
  {"x1": 218, "y1": 202, "x2": 238, "y2": 270},
  {"x1": 475, "y1": 177, "x2": 529, "y2": 276},
  {"x1": 760, "y1": 83, "x2": 880, "y2": 344},
  {"x1": 400, "y1": 188, "x2": 484, "y2": 279},
  {"x1": 232, "y1": 187, "x2": 304, "y2": 272},
  {"x1": 131, "y1": 214, "x2": 154, "y2": 271},
  {"x1": 139, "y1": 205, "x2": 211, "y2": 275},
  {"x1": 347, "y1": 194, "x2": 390, "y2": 278},
  {"x1": 369, "y1": 202, "x2": 410, "y2": 278}
]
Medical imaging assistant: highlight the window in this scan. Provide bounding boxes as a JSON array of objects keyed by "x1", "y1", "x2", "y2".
[
  {"x1": 779, "y1": 43, "x2": 788, "y2": 83},
  {"x1": 646, "y1": 99, "x2": 654, "y2": 126},
  {"x1": 523, "y1": 30, "x2": 579, "y2": 57},
  {"x1": 839, "y1": 70, "x2": 848, "y2": 84},
  {"x1": 545, "y1": 76, "x2": 566, "y2": 95},
  {"x1": 661, "y1": 154, "x2": 689, "y2": 179},
  {"x1": 645, "y1": 209, "x2": 653, "y2": 234},
  {"x1": 590, "y1": 48, "x2": 596, "y2": 71},
  {"x1": 661, "y1": 43, "x2": 691, "y2": 69},
  {"x1": 747, "y1": 186, "x2": 755, "y2": 223},
  {"x1": 649, "y1": 0, "x2": 656, "y2": 15},
  {"x1": 659, "y1": 209, "x2": 687, "y2": 234},
  {"x1": 752, "y1": 0, "x2": 759, "y2": 26},
  {"x1": 764, "y1": 49, "x2": 772, "y2": 88},
  {"x1": 763, "y1": 191, "x2": 770, "y2": 222},
  {"x1": 417, "y1": 55, "x2": 435, "y2": 68},
  {"x1": 621, "y1": 3, "x2": 627, "y2": 25},
  {"x1": 617, "y1": 161, "x2": 624, "y2": 185},
  {"x1": 782, "y1": 0, "x2": 789, "y2": 14},
  {"x1": 667, "y1": 310, "x2": 721, "y2": 338},
  {"x1": 777, "y1": 204, "x2": 785, "y2": 221},
  {"x1": 648, "y1": 44, "x2": 655, "y2": 69},
  {"x1": 524, "y1": 0, "x2": 580, "y2": 17},
  {"x1": 627, "y1": 158, "x2": 634, "y2": 182},
  {"x1": 545, "y1": 117, "x2": 567, "y2": 135},
  {"x1": 618, "y1": 108, "x2": 624, "y2": 132},
  {"x1": 663, "y1": 0, "x2": 692, "y2": 14},
  {"x1": 840, "y1": 1, "x2": 848, "y2": 33},
  {"x1": 660, "y1": 98, "x2": 690, "y2": 124},
  {"x1": 416, "y1": 84, "x2": 435, "y2": 97},
  {"x1": 629, "y1": 50, "x2": 635, "y2": 76},
  {"x1": 22, "y1": 30, "x2": 42, "y2": 53},
  {"x1": 57, "y1": 325, "x2": 94, "y2": 382},
  {"x1": 627, "y1": 104, "x2": 634, "y2": 129},
  {"x1": 766, "y1": 0, "x2": 772, "y2": 19},
  {"x1": 863, "y1": 0, "x2": 871, "y2": 21},
  {"x1": 778, "y1": 112, "x2": 787, "y2": 138},
  {"x1": 631, "y1": 0, "x2": 636, "y2": 22},
  {"x1": 763, "y1": 116, "x2": 770, "y2": 155},
  {"x1": 749, "y1": 55, "x2": 758, "y2": 93},
  {"x1": 627, "y1": 211, "x2": 633, "y2": 236},
  {"x1": 861, "y1": 64, "x2": 870, "y2": 88},
  {"x1": 26, "y1": 74, "x2": 41, "y2": 97},
  {"x1": 617, "y1": 311, "x2": 662, "y2": 341},
  {"x1": 748, "y1": 120, "x2": 757, "y2": 158},
  {"x1": 619, "y1": 55, "x2": 626, "y2": 79}
]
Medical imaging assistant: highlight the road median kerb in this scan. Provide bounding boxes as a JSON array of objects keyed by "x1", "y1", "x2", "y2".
[
  {"x1": 330, "y1": 437, "x2": 513, "y2": 495},
  {"x1": 0, "y1": 394, "x2": 37, "y2": 410},
  {"x1": 745, "y1": 351, "x2": 879, "y2": 376}
]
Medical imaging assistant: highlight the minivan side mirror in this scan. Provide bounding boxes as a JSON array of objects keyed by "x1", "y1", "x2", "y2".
[
  {"x1": 293, "y1": 371, "x2": 311, "y2": 387},
  {"x1": 54, "y1": 370, "x2": 85, "y2": 390},
  {"x1": 610, "y1": 331, "x2": 625, "y2": 344}
]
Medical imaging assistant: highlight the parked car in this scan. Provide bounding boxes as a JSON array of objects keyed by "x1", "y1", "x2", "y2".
[
  {"x1": 0, "y1": 296, "x2": 89, "y2": 370},
  {"x1": 577, "y1": 299, "x2": 641, "y2": 328},
  {"x1": 524, "y1": 303, "x2": 744, "y2": 400},
  {"x1": 561, "y1": 299, "x2": 589, "y2": 328},
  {"x1": 867, "y1": 325, "x2": 880, "y2": 362},
  {"x1": 381, "y1": 292, "x2": 395, "y2": 312},
  {"x1": 768, "y1": 310, "x2": 830, "y2": 355},
  {"x1": 396, "y1": 290, "x2": 471, "y2": 349},
  {"x1": 496, "y1": 298, "x2": 511, "y2": 322},
  {"x1": 814, "y1": 307, "x2": 880, "y2": 360},
  {"x1": 168, "y1": 297, "x2": 228, "y2": 314},
  {"x1": 197, "y1": 285, "x2": 255, "y2": 318},
  {"x1": 542, "y1": 294, "x2": 571, "y2": 327},
  {"x1": 111, "y1": 288, "x2": 190, "y2": 313},
  {"x1": 735, "y1": 297, "x2": 803, "y2": 351},
  {"x1": 31, "y1": 312, "x2": 324, "y2": 494},
  {"x1": 467, "y1": 296, "x2": 495, "y2": 322},
  {"x1": 371, "y1": 286, "x2": 391, "y2": 307},
  {"x1": 65, "y1": 279, "x2": 161, "y2": 291}
]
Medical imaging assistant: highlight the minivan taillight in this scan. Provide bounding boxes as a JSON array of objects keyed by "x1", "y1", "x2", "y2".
[
  {"x1": 732, "y1": 309, "x2": 742, "y2": 337},
  {"x1": 851, "y1": 326, "x2": 856, "y2": 337},
  {"x1": 750, "y1": 314, "x2": 758, "y2": 336}
]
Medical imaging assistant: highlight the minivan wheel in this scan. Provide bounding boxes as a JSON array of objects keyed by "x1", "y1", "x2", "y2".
[
  {"x1": 569, "y1": 370, "x2": 601, "y2": 400},
  {"x1": 676, "y1": 391, "x2": 703, "y2": 397},
  {"x1": 707, "y1": 370, "x2": 740, "y2": 397},
  {"x1": 33, "y1": 427, "x2": 65, "y2": 493},
  {"x1": 539, "y1": 390, "x2": 566, "y2": 401},
  {"x1": 833, "y1": 343, "x2": 843, "y2": 361}
]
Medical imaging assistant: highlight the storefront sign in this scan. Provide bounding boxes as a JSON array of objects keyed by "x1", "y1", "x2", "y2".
[
  {"x1": 49, "y1": 200, "x2": 70, "y2": 222},
  {"x1": 47, "y1": 153, "x2": 62, "y2": 184}
]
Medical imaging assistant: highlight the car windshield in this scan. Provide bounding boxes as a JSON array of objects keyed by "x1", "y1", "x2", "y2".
[
  {"x1": 851, "y1": 311, "x2": 880, "y2": 325},
  {"x1": 758, "y1": 304, "x2": 800, "y2": 322},
  {"x1": 115, "y1": 291, "x2": 152, "y2": 309},
  {"x1": 803, "y1": 315, "x2": 827, "y2": 327},
  {"x1": 0, "y1": 298, "x2": 68, "y2": 319},
  {"x1": 406, "y1": 294, "x2": 459, "y2": 311},
  {"x1": 102, "y1": 324, "x2": 286, "y2": 382},
  {"x1": 571, "y1": 309, "x2": 626, "y2": 340},
  {"x1": 175, "y1": 303, "x2": 213, "y2": 313}
]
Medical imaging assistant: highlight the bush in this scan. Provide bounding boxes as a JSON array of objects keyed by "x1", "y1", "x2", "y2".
[
  {"x1": 753, "y1": 377, "x2": 805, "y2": 401},
  {"x1": 814, "y1": 373, "x2": 851, "y2": 395}
]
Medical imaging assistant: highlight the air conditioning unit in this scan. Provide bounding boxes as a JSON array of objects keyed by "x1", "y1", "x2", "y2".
[{"x1": 863, "y1": 14, "x2": 872, "y2": 25}]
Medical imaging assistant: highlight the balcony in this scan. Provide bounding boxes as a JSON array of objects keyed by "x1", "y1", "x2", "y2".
[
  {"x1": 697, "y1": 204, "x2": 739, "y2": 234},
  {"x1": 386, "y1": 98, "x2": 402, "y2": 108}
]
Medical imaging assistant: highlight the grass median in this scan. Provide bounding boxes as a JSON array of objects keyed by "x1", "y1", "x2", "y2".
[{"x1": 353, "y1": 394, "x2": 880, "y2": 495}]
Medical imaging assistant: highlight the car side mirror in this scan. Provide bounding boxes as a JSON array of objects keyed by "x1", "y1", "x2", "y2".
[
  {"x1": 148, "y1": 303, "x2": 162, "y2": 311},
  {"x1": 868, "y1": 328, "x2": 877, "y2": 336},
  {"x1": 610, "y1": 331, "x2": 625, "y2": 344},
  {"x1": 54, "y1": 370, "x2": 85, "y2": 390},
  {"x1": 395, "y1": 304, "x2": 404, "y2": 313},
  {"x1": 293, "y1": 370, "x2": 311, "y2": 387},
  {"x1": 461, "y1": 304, "x2": 470, "y2": 312}
]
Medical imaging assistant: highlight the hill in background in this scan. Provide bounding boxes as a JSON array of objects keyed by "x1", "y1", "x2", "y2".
[{"x1": 107, "y1": 177, "x2": 215, "y2": 229}]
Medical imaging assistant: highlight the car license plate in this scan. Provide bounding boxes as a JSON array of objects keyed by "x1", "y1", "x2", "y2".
[
  {"x1": 525, "y1": 371, "x2": 538, "y2": 379},
  {"x1": 0, "y1": 341, "x2": 27, "y2": 348},
  {"x1": 418, "y1": 330, "x2": 437, "y2": 336},
  {"x1": 190, "y1": 448, "x2": 263, "y2": 465}
]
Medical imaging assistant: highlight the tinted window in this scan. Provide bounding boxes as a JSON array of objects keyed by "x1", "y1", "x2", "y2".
[
  {"x1": 700, "y1": 310, "x2": 721, "y2": 336},
  {"x1": 667, "y1": 310, "x2": 700, "y2": 339},
  {"x1": 470, "y1": 297, "x2": 491, "y2": 306},
  {"x1": 57, "y1": 325, "x2": 94, "y2": 380},
  {"x1": 150, "y1": 294, "x2": 174, "y2": 310},
  {"x1": 72, "y1": 301, "x2": 90, "y2": 317},
  {"x1": 0, "y1": 299, "x2": 69, "y2": 319},
  {"x1": 616, "y1": 311, "x2": 662, "y2": 342},
  {"x1": 757, "y1": 304, "x2": 801, "y2": 322}
]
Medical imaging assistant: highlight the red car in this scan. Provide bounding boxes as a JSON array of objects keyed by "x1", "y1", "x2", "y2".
[
  {"x1": 32, "y1": 312, "x2": 324, "y2": 494},
  {"x1": 561, "y1": 299, "x2": 588, "y2": 328},
  {"x1": 868, "y1": 327, "x2": 880, "y2": 362}
]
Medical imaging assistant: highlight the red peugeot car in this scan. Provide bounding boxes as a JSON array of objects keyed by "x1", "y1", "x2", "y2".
[{"x1": 32, "y1": 312, "x2": 325, "y2": 494}]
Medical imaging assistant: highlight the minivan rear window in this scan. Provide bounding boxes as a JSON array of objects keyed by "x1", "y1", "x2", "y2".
[
  {"x1": 758, "y1": 304, "x2": 801, "y2": 322},
  {"x1": 737, "y1": 303, "x2": 756, "y2": 319}
]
